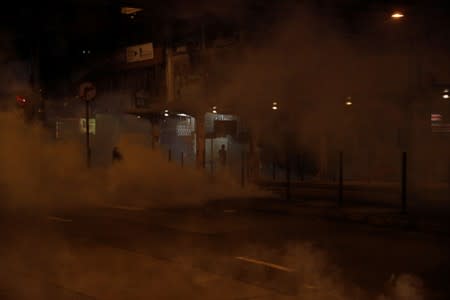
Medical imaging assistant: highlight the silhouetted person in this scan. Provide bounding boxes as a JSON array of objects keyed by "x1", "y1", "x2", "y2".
[
  {"x1": 112, "y1": 146, "x2": 123, "y2": 163},
  {"x1": 218, "y1": 144, "x2": 227, "y2": 167}
]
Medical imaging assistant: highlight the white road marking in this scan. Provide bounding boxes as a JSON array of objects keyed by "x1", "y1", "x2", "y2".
[
  {"x1": 48, "y1": 216, "x2": 72, "y2": 223},
  {"x1": 304, "y1": 284, "x2": 319, "y2": 289},
  {"x1": 107, "y1": 205, "x2": 144, "y2": 211},
  {"x1": 235, "y1": 256, "x2": 296, "y2": 273},
  {"x1": 233, "y1": 296, "x2": 270, "y2": 300}
]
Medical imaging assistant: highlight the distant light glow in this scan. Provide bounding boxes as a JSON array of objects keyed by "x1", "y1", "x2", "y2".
[
  {"x1": 164, "y1": 109, "x2": 169, "y2": 117},
  {"x1": 272, "y1": 101, "x2": 278, "y2": 110},
  {"x1": 345, "y1": 96, "x2": 353, "y2": 106},
  {"x1": 431, "y1": 114, "x2": 442, "y2": 122},
  {"x1": 444, "y1": 94, "x2": 449, "y2": 99},
  {"x1": 16, "y1": 96, "x2": 27, "y2": 106},
  {"x1": 136, "y1": 115, "x2": 141, "y2": 119},
  {"x1": 212, "y1": 106, "x2": 217, "y2": 114},
  {"x1": 391, "y1": 12, "x2": 405, "y2": 19},
  {"x1": 164, "y1": 113, "x2": 169, "y2": 117},
  {"x1": 177, "y1": 113, "x2": 188, "y2": 117},
  {"x1": 121, "y1": 7, "x2": 143, "y2": 15}
]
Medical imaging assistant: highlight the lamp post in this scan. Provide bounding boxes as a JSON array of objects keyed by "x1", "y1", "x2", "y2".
[
  {"x1": 271, "y1": 101, "x2": 279, "y2": 181},
  {"x1": 210, "y1": 106, "x2": 217, "y2": 175}
]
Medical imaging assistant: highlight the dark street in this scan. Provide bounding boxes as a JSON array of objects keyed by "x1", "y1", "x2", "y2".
[
  {"x1": 1, "y1": 0, "x2": 450, "y2": 299},
  {"x1": 1, "y1": 194, "x2": 449, "y2": 299}
]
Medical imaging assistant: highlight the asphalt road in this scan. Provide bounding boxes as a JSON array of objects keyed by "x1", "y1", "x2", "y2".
[{"x1": 1, "y1": 201, "x2": 449, "y2": 300}]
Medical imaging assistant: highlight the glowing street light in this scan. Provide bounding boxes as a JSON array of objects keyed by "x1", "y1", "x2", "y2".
[
  {"x1": 164, "y1": 109, "x2": 169, "y2": 117},
  {"x1": 212, "y1": 106, "x2": 217, "y2": 114},
  {"x1": 443, "y1": 89, "x2": 449, "y2": 99},
  {"x1": 345, "y1": 97, "x2": 353, "y2": 106},
  {"x1": 272, "y1": 101, "x2": 278, "y2": 110},
  {"x1": 391, "y1": 12, "x2": 405, "y2": 19}
]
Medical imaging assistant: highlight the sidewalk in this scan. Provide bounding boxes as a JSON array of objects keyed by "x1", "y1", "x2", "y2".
[
  {"x1": 250, "y1": 197, "x2": 450, "y2": 235},
  {"x1": 205, "y1": 194, "x2": 450, "y2": 236},
  {"x1": 258, "y1": 179, "x2": 449, "y2": 192}
]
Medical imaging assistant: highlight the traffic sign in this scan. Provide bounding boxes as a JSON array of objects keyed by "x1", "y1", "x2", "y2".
[
  {"x1": 79, "y1": 82, "x2": 96, "y2": 101},
  {"x1": 126, "y1": 43, "x2": 154, "y2": 63}
]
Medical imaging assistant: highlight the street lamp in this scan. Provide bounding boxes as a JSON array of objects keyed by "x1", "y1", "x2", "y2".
[
  {"x1": 212, "y1": 106, "x2": 217, "y2": 114},
  {"x1": 443, "y1": 89, "x2": 449, "y2": 100},
  {"x1": 272, "y1": 101, "x2": 278, "y2": 110},
  {"x1": 345, "y1": 97, "x2": 353, "y2": 106},
  {"x1": 391, "y1": 11, "x2": 405, "y2": 19}
]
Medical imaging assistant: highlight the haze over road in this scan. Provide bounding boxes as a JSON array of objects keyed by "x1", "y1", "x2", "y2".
[{"x1": 1, "y1": 198, "x2": 448, "y2": 300}]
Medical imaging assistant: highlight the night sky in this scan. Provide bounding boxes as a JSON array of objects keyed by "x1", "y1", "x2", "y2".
[{"x1": 1, "y1": 0, "x2": 450, "y2": 90}]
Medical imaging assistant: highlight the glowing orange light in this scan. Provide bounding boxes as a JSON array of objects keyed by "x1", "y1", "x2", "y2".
[{"x1": 391, "y1": 12, "x2": 405, "y2": 19}]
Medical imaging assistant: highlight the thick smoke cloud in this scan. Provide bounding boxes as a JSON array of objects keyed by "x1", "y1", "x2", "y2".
[
  {"x1": 0, "y1": 110, "x2": 264, "y2": 212},
  {"x1": 0, "y1": 3, "x2": 437, "y2": 299},
  {"x1": 196, "y1": 1, "x2": 448, "y2": 184}
]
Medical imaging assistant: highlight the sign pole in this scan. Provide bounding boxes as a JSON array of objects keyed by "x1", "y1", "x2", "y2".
[
  {"x1": 79, "y1": 82, "x2": 96, "y2": 169},
  {"x1": 85, "y1": 99, "x2": 91, "y2": 168}
]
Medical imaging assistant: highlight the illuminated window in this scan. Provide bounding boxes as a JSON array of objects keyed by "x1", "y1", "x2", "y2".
[{"x1": 431, "y1": 114, "x2": 442, "y2": 122}]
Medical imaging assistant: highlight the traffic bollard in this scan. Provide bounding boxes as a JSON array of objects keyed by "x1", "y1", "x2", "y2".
[
  {"x1": 401, "y1": 152, "x2": 407, "y2": 214},
  {"x1": 286, "y1": 157, "x2": 291, "y2": 201},
  {"x1": 338, "y1": 151, "x2": 343, "y2": 207},
  {"x1": 241, "y1": 151, "x2": 245, "y2": 188},
  {"x1": 181, "y1": 152, "x2": 184, "y2": 168},
  {"x1": 272, "y1": 160, "x2": 276, "y2": 181}
]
